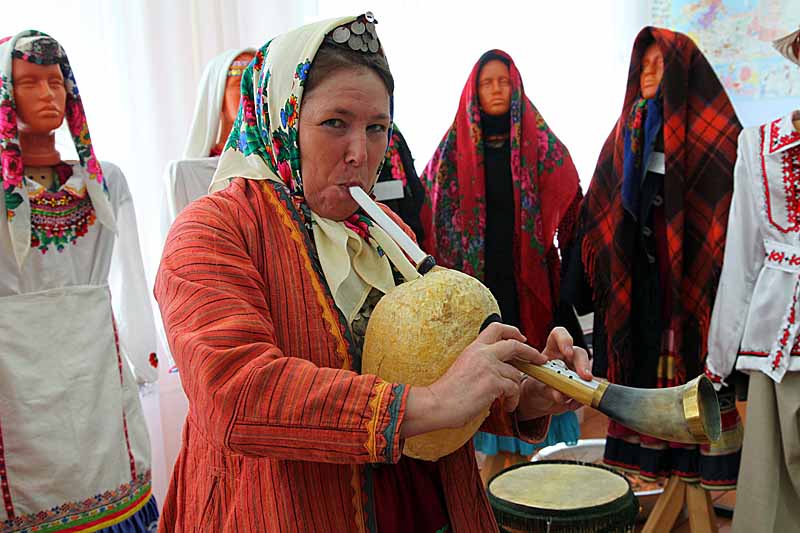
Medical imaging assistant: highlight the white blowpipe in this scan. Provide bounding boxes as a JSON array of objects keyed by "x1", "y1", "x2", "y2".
[{"x1": 349, "y1": 186, "x2": 432, "y2": 270}]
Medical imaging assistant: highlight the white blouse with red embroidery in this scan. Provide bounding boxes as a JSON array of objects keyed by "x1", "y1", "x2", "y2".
[{"x1": 706, "y1": 111, "x2": 800, "y2": 387}]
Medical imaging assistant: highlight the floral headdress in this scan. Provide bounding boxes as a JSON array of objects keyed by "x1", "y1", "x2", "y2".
[{"x1": 0, "y1": 30, "x2": 114, "y2": 267}]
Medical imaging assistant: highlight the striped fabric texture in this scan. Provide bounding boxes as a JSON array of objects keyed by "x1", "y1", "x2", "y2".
[{"x1": 155, "y1": 178, "x2": 548, "y2": 532}]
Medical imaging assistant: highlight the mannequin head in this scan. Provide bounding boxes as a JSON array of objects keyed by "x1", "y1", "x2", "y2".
[
  {"x1": 478, "y1": 59, "x2": 511, "y2": 116},
  {"x1": 640, "y1": 42, "x2": 664, "y2": 99},
  {"x1": 219, "y1": 51, "x2": 254, "y2": 140},
  {"x1": 12, "y1": 58, "x2": 66, "y2": 134}
]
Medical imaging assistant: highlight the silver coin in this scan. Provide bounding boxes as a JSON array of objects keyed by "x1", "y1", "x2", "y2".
[
  {"x1": 365, "y1": 11, "x2": 375, "y2": 22},
  {"x1": 351, "y1": 21, "x2": 365, "y2": 35},
  {"x1": 332, "y1": 27, "x2": 350, "y2": 43},
  {"x1": 368, "y1": 40, "x2": 379, "y2": 53},
  {"x1": 361, "y1": 42, "x2": 369, "y2": 52},
  {"x1": 362, "y1": 31, "x2": 373, "y2": 42},
  {"x1": 348, "y1": 34, "x2": 362, "y2": 50},
  {"x1": 366, "y1": 22, "x2": 375, "y2": 34}
]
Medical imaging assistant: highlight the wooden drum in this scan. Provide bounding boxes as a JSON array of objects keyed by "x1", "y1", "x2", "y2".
[{"x1": 488, "y1": 460, "x2": 639, "y2": 533}]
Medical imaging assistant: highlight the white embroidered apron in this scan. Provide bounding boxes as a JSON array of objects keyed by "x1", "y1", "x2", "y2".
[{"x1": 0, "y1": 285, "x2": 151, "y2": 531}]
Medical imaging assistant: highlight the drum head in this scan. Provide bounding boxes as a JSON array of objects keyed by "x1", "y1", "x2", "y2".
[
  {"x1": 490, "y1": 461, "x2": 629, "y2": 510},
  {"x1": 488, "y1": 460, "x2": 639, "y2": 532}
]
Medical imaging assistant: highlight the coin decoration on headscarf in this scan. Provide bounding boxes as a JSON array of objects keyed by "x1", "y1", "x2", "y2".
[
  {"x1": 328, "y1": 12, "x2": 381, "y2": 54},
  {"x1": 332, "y1": 26, "x2": 351, "y2": 44},
  {"x1": 351, "y1": 21, "x2": 366, "y2": 35},
  {"x1": 348, "y1": 34, "x2": 362, "y2": 50}
]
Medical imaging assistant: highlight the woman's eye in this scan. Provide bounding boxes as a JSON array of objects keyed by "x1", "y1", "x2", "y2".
[
  {"x1": 367, "y1": 124, "x2": 387, "y2": 133},
  {"x1": 322, "y1": 118, "x2": 345, "y2": 128}
]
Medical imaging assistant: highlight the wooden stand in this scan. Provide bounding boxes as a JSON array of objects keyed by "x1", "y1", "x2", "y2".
[{"x1": 642, "y1": 476, "x2": 718, "y2": 533}]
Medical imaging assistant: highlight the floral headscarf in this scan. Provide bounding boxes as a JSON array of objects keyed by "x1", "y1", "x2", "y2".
[
  {"x1": 209, "y1": 15, "x2": 419, "y2": 324},
  {"x1": 420, "y1": 49, "x2": 581, "y2": 348},
  {"x1": 0, "y1": 30, "x2": 114, "y2": 268},
  {"x1": 210, "y1": 15, "x2": 382, "y2": 194}
]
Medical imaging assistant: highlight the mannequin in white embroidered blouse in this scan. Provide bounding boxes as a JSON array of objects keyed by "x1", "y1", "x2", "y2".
[
  {"x1": 0, "y1": 31, "x2": 160, "y2": 531},
  {"x1": 705, "y1": 26, "x2": 800, "y2": 533}
]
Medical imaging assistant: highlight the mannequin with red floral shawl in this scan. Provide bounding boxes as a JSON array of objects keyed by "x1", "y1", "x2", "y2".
[{"x1": 421, "y1": 50, "x2": 584, "y2": 481}]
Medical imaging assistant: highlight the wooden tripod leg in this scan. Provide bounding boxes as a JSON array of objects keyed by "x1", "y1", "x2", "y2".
[
  {"x1": 686, "y1": 482, "x2": 719, "y2": 533},
  {"x1": 643, "y1": 476, "x2": 686, "y2": 533}
]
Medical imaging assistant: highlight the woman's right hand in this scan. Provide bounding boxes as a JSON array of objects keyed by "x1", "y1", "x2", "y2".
[{"x1": 400, "y1": 322, "x2": 546, "y2": 438}]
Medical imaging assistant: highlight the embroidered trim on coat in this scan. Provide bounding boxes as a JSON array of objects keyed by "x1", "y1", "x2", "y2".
[
  {"x1": 770, "y1": 276, "x2": 800, "y2": 372},
  {"x1": 765, "y1": 244, "x2": 800, "y2": 269},
  {"x1": 769, "y1": 117, "x2": 800, "y2": 154},
  {"x1": 761, "y1": 128, "x2": 800, "y2": 233},
  {"x1": 364, "y1": 381, "x2": 390, "y2": 463}
]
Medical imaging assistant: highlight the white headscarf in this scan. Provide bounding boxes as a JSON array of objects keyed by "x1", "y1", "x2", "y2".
[{"x1": 183, "y1": 48, "x2": 255, "y2": 159}]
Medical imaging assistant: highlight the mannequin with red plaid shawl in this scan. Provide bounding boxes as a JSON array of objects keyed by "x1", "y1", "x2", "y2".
[{"x1": 564, "y1": 27, "x2": 743, "y2": 489}]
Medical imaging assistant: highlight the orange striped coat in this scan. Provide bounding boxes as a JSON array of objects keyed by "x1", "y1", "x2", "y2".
[{"x1": 155, "y1": 178, "x2": 548, "y2": 532}]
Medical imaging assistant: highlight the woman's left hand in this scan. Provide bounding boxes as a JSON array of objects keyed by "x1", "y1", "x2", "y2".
[{"x1": 516, "y1": 327, "x2": 593, "y2": 421}]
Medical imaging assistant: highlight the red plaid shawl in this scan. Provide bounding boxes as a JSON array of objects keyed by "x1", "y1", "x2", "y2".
[{"x1": 580, "y1": 27, "x2": 741, "y2": 385}]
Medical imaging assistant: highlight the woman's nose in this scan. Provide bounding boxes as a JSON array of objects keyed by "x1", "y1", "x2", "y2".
[{"x1": 345, "y1": 130, "x2": 368, "y2": 167}]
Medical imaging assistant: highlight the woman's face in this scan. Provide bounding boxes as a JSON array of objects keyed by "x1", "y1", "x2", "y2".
[
  {"x1": 478, "y1": 59, "x2": 511, "y2": 116},
  {"x1": 298, "y1": 66, "x2": 391, "y2": 221},
  {"x1": 640, "y1": 43, "x2": 664, "y2": 99}
]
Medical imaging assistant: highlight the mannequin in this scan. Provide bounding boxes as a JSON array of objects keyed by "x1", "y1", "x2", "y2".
[
  {"x1": 14, "y1": 58, "x2": 63, "y2": 190},
  {"x1": 705, "y1": 26, "x2": 800, "y2": 532},
  {"x1": 639, "y1": 43, "x2": 663, "y2": 99},
  {"x1": 421, "y1": 50, "x2": 586, "y2": 487},
  {"x1": 477, "y1": 59, "x2": 511, "y2": 115},
  {"x1": 0, "y1": 31, "x2": 158, "y2": 532},
  {"x1": 567, "y1": 27, "x2": 743, "y2": 497},
  {"x1": 161, "y1": 48, "x2": 255, "y2": 237},
  {"x1": 210, "y1": 51, "x2": 254, "y2": 156}
]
